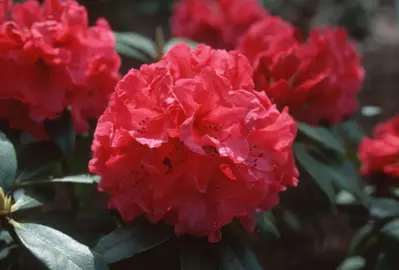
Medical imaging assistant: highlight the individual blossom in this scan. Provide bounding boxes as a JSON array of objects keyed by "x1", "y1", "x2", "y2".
[
  {"x1": 237, "y1": 17, "x2": 365, "y2": 124},
  {"x1": 171, "y1": 0, "x2": 268, "y2": 49},
  {"x1": 359, "y1": 115, "x2": 399, "y2": 177},
  {"x1": 89, "y1": 43, "x2": 299, "y2": 242},
  {"x1": 0, "y1": 0, "x2": 120, "y2": 138}
]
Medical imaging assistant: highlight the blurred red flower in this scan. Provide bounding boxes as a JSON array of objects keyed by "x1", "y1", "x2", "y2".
[
  {"x1": 359, "y1": 115, "x2": 399, "y2": 177},
  {"x1": 0, "y1": 0, "x2": 120, "y2": 138},
  {"x1": 89, "y1": 43, "x2": 299, "y2": 242},
  {"x1": 171, "y1": 0, "x2": 268, "y2": 49},
  {"x1": 237, "y1": 17, "x2": 364, "y2": 124}
]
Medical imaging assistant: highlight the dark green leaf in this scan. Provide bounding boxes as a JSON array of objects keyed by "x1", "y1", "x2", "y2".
[
  {"x1": 294, "y1": 143, "x2": 336, "y2": 204},
  {"x1": 328, "y1": 162, "x2": 367, "y2": 205},
  {"x1": 114, "y1": 32, "x2": 156, "y2": 59},
  {"x1": 375, "y1": 253, "x2": 398, "y2": 270},
  {"x1": 17, "y1": 141, "x2": 63, "y2": 182},
  {"x1": 381, "y1": 218, "x2": 399, "y2": 243},
  {"x1": 219, "y1": 242, "x2": 262, "y2": 270},
  {"x1": 13, "y1": 189, "x2": 45, "y2": 211},
  {"x1": 15, "y1": 223, "x2": 108, "y2": 270},
  {"x1": 298, "y1": 122, "x2": 345, "y2": 153},
  {"x1": 115, "y1": 42, "x2": 151, "y2": 62},
  {"x1": 369, "y1": 198, "x2": 399, "y2": 219},
  {"x1": 44, "y1": 111, "x2": 76, "y2": 156},
  {"x1": 163, "y1": 38, "x2": 198, "y2": 53},
  {"x1": 180, "y1": 239, "x2": 218, "y2": 270},
  {"x1": 347, "y1": 223, "x2": 374, "y2": 255},
  {"x1": 361, "y1": 106, "x2": 382, "y2": 117},
  {"x1": 341, "y1": 120, "x2": 365, "y2": 144},
  {"x1": 281, "y1": 210, "x2": 302, "y2": 231},
  {"x1": 21, "y1": 174, "x2": 100, "y2": 187},
  {"x1": 94, "y1": 222, "x2": 173, "y2": 264},
  {"x1": 256, "y1": 211, "x2": 279, "y2": 237},
  {"x1": 0, "y1": 132, "x2": 17, "y2": 192},
  {"x1": 337, "y1": 256, "x2": 366, "y2": 270}
]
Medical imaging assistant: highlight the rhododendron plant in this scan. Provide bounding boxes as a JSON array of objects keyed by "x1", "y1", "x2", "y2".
[
  {"x1": 0, "y1": 0, "x2": 120, "y2": 138},
  {"x1": 237, "y1": 17, "x2": 365, "y2": 125},
  {"x1": 171, "y1": 0, "x2": 268, "y2": 49},
  {"x1": 89, "y1": 43, "x2": 298, "y2": 242},
  {"x1": 359, "y1": 115, "x2": 399, "y2": 177}
]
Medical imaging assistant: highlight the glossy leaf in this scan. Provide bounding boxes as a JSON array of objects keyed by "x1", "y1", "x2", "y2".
[
  {"x1": 12, "y1": 188, "x2": 45, "y2": 211},
  {"x1": 21, "y1": 174, "x2": 100, "y2": 186},
  {"x1": 115, "y1": 42, "x2": 151, "y2": 62},
  {"x1": 0, "y1": 132, "x2": 17, "y2": 192},
  {"x1": 347, "y1": 223, "x2": 375, "y2": 255},
  {"x1": 381, "y1": 218, "x2": 399, "y2": 243},
  {"x1": 94, "y1": 222, "x2": 173, "y2": 264},
  {"x1": 16, "y1": 141, "x2": 63, "y2": 182},
  {"x1": 256, "y1": 211, "x2": 279, "y2": 237},
  {"x1": 114, "y1": 32, "x2": 157, "y2": 59},
  {"x1": 297, "y1": 122, "x2": 345, "y2": 153},
  {"x1": 15, "y1": 223, "x2": 107, "y2": 270},
  {"x1": 163, "y1": 38, "x2": 199, "y2": 53},
  {"x1": 44, "y1": 111, "x2": 76, "y2": 156},
  {"x1": 369, "y1": 198, "x2": 399, "y2": 219},
  {"x1": 337, "y1": 256, "x2": 366, "y2": 270},
  {"x1": 219, "y1": 242, "x2": 262, "y2": 270},
  {"x1": 341, "y1": 119, "x2": 365, "y2": 144},
  {"x1": 294, "y1": 143, "x2": 336, "y2": 204},
  {"x1": 361, "y1": 105, "x2": 382, "y2": 117}
]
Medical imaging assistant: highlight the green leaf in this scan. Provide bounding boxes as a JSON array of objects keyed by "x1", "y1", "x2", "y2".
[
  {"x1": 281, "y1": 210, "x2": 302, "y2": 231},
  {"x1": 336, "y1": 190, "x2": 357, "y2": 205},
  {"x1": 12, "y1": 188, "x2": 45, "y2": 211},
  {"x1": 115, "y1": 42, "x2": 151, "y2": 62},
  {"x1": 17, "y1": 141, "x2": 63, "y2": 182},
  {"x1": 219, "y1": 242, "x2": 262, "y2": 270},
  {"x1": 297, "y1": 122, "x2": 345, "y2": 153},
  {"x1": 375, "y1": 253, "x2": 398, "y2": 270},
  {"x1": 15, "y1": 223, "x2": 108, "y2": 270},
  {"x1": 361, "y1": 105, "x2": 382, "y2": 117},
  {"x1": 341, "y1": 120, "x2": 365, "y2": 144},
  {"x1": 94, "y1": 222, "x2": 173, "y2": 264},
  {"x1": 347, "y1": 223, "x2": 374, "y2": 255},
  {"x1": 20, "y1": 174, "x2": 100, "y2": 187},
  {"x1": 381, "y1": 218, "x2": 399, "y2": 243},
  {"x1": 44, "y1": 110, "x2": 76, "y2": 156},
  {"x1": 328, "y1": 162, "x2": 367, "y2": 206},
  {"x1": 337, "y1": 256, "x2": 366, "y2": 270},
  {"x1": 256, "y1": 211, "x2": 279, "y2": 238},
  {"x1": 0, "y1": 132, "x2": 17, "y2": 192},
  {"x1": 163, "y1": 38, "x2": 199, "y2": 54},
  {"x1": 294, "y1": 143, "x2": 336, "y2": 204},
  {"x1": 180, "y1": 238, "x2": 219, "y2": 270},
  {"x1": 114, "y1": 32, "x2": 157, "y2": 59},
  {"x1": 369, "y1": 198, "x2": 399, "y2": 219}
]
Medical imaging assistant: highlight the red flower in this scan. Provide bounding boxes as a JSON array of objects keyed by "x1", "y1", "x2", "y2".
[
  {"x1": 359, "y1": 116, "x2": 399, "y2": 177},
  {"x1": 89, "y1": 43, "x2": 298, "y2": 242},
  {"x1": 0, "y1": 0, "x2": 120, "y2": 138},
  {"x1": 237, "y1": 18, "x2": 364, "y2": 124},
  {"x1": 171, "y1": 0, "x2": 268, "y2": 49}
]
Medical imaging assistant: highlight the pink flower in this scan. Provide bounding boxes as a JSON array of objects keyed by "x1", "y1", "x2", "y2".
[
  {"x1": 0, "y1": 0, "x2": 120, "y2": 138},
  {"x1": 89, "y1": 43, "x2": 298, "y2": 242},
  {"x1": 359, "y1": 115, "x2": 399, "y2": 177},
  {"x1": 171, "y1": 0, "x2": 268, "y2": 49},
  {"x1": 237, "y1": 17, "x2": 364, "y2": 124}
]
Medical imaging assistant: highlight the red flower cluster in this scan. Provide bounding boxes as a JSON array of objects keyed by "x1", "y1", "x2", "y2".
[
  {"x1": 359, "y1": 116, "x2": 399, "y2": 177},
  {"x1": 0, "y1": 0, "x2": 120, "y2": 138},
  {"x1": 171, "y1": 0, "x2": 268, "y2": 49},
  {"x1": 237, "y1": 17, "x2": 365, "y2": 124},
  {"x1": 89, "y1": 43, "x2": 298, "y2": 242}
]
